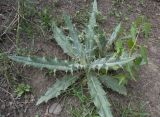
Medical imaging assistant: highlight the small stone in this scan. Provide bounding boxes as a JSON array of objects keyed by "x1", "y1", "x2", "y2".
[
  {"x1": 9, "y1": 102, "x2": 13, "y2": 106},
  {"x1": 30, "y1": 95, "x2": 35, "y2": 102},
  {"x1": 48, "y1": 103, "x2": 62, "y2": 115},
  {"x1": 1, "y1": 104, "x2": 5, "y2": 110}
]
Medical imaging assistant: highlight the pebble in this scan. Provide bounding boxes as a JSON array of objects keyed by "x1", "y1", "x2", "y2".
[
  {"x1": 1, "y1": 104, "x2": 5, "y2": 110},
  {"x1": 48, "y1": 103, "x2": 62, "y2": 115}
]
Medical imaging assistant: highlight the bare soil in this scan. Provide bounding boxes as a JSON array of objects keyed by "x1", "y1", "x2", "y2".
[{"x1": 0, "y1": 0, "x2": 160, "y2": 117}]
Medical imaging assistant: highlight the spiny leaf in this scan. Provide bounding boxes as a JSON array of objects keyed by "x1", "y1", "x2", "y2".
[
  {"x1": 90, "y1": 54, "x2": 139, "y2": 70},
  {"x1": 96, "y1": 28, "x2": 107, "y2": 55},
  {"x1": 36, "y1": 75, "x2": 79, "y2": 105},
  {"x1": 85, "y1": 26, "x2": 96, "y2": 56},
  {"x1": 107, "y1": 23, "x2": 121, "y2": 46},
  {"x1": 84, "y1": 0, "x2": 98, "y2": 56},
  {"x1": 89, "y1": 0, "x2": 98, "y2": 27},
  {"x1": 8, "y1": 55, "x2": 81, "y2": 71},
  {"x1": 64, "y1": 13, "x2": 83, "y2": 58},
  {"x1": 99, "y1": 75, "x2": 127, "y2": 95},
  {"x1": 52, "y1": 23, "x2": 75, "y2": 57},
  {"x1": 87, "y1": 73, "x2": 113, "y2": 117}
]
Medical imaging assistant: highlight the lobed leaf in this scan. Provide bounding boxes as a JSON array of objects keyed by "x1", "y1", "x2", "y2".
[
  {"x1": 52, "y1": 23, "x2": 75, "y2": 57},
  {"x1": 89, "y1": 0, "x2": 98, "y2": 28},
  {"x1": 8, "y1": 55, "x2": 83, "y2": 72},
  {"x1": 99, "y1": 75, "x2": 127, "y2": 95},
  {"x1": 96, "y1": 29, "x2": 107, "y2": 56},
  {"x1": 107, "y1": 23, "x2": 121, "y2": 46},
  {"x1": 36, "y1": 75, "x2": 79, "y2": 105},
  {"x1": 84, "y1": 0, "x2": 98, "y2": 57},
  {"x1": 87, "y1": 73, "x2": 113, "y2": 117},
  {"x1": 90, "y1": 54, "x2": 139, "y2": 71},
  {"x1": 64, "y1": 13, "x2": 83, "y2": 58}
]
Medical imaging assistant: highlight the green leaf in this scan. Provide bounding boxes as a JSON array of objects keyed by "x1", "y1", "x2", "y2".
[
  {"x1": 143, "y1": 22, "x2": 151, "y2": 39},
  {"x1": 36, "y1": 75, "x2": 79, "y2": 105},
  {"x1": 140, "y1": 46, "x2": 148, "y2": 64},
  {"x1": 114, "y1": 74, "x2": 128, "y2": 85},
  {"x1": 84, "y1": 0, "x2": 98, "y2": 56},
  {"x1": 126, "y1": 63, "x2": 136, "y2": 80},
  {"x1": 9, "y1": 55, "x2": 82, "y2": 72},
  {"x1": 127, "y1": 39, "x2": 134, "y2": 49},
  {"x1": 15, "y1": 83, "x2": 31, "y2": 97},
  {"x1": 115, "y1": 40, "x2": 124, "y2": 55},
  {"x1": 99, "y1": 75, "x2": 127, "y2": 95},
  {"x1": 64, "y1": 13, "x2": 83, "y2": 58},
  {"x1": 85, "y1": 26, "x2": 96, "y2": 56},
  {"x1": 89, "y1": 0, "x2": 98, "y2": 27},
  {"x1": 134, "y1": 16, "x2": 144, "y2": 27},
  {"x1": 130, "y1": 23, "x2": 137, "y2": 40},
  {"x1": 134, "y1": 57, "x2": 143, "y2": 65},
  {"x1": 107, "y1": 23, "x2": 121, "y2": 46},
  {"x1": 96, "y1": 28, "x2": 107, "y2": 54},
  {"x1": 52, "y1": 23, "x2": 75, "y2": 57},
  {"x1": 87, "y1": 73, "x2": 113, "y2": 117},
  {"x1": 90, "y1": 54, "x2": 139, "y2": 70}
]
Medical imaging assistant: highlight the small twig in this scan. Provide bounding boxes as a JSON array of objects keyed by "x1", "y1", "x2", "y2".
[
  {"x1": 1, "y1": 14, "x2": 18, "y2": 37},
  {"x1": 0, "y1": 87, "x2": 18, "y2": 108},
  {"x1": 6, "y1": 34, "x2": 16, "y2": 47},
  {"x1": 12, "y1": 6, "x2": 46, "y2": 40},
  {"x1": 0, "y1": 98, "x2": 5, "y2": 103},
  {"x1": 44, "y1": 106, "x2": 49, "y2": 117},
  {"x1": 0, "y1": 86, "x2": 12, "y2": 95},
  {"x1": 15, "y1": 1, "x2": 20, "y2": 52}
]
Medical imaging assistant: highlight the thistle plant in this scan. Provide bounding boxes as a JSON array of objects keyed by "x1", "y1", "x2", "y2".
[{"x1": 9, "y1": 0, "x2": 150, "y2": 117}]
